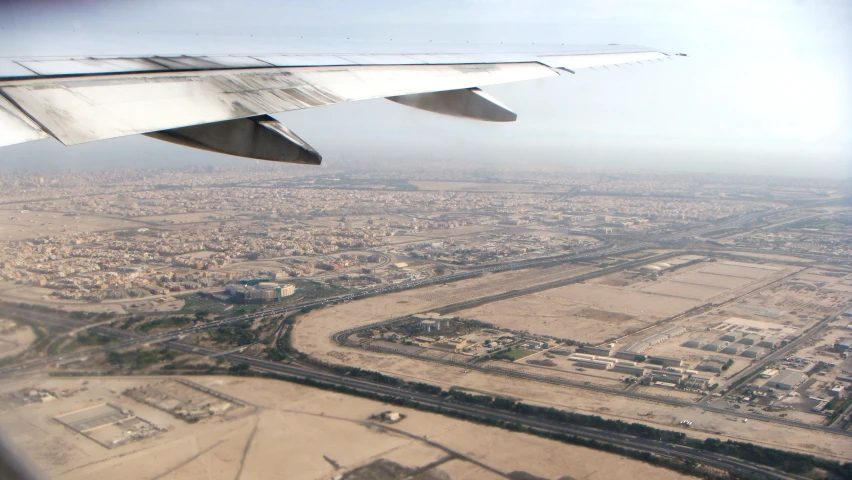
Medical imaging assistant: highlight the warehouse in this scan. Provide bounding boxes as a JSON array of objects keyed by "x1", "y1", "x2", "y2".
[
  {"x1": 684, "y1": 374, "x2": 714, "y2": 389},
  {"x1": 765, "y1": 370, "x2": 806, "y2": 390},
  {"x1": 613, "y1": 365, "x2": 645, "y2": 376},
  {"x1": 738, "y1": 333, "x2": 762, "y2": 346},
  {"x1": 684, "y1": 336, "x2": 710, "y2": 349},
  {"x1": 651, "y1": 371, "x2": 683, "y2": 383},
  {"x1": 758, "y1": 336, "x2": 780, "y2": 349},
  {"x1": 697, "y1": 355, "x2": 728, "y2": 373},
  {"x1": 721, "y1": 331, "x2": 744, "y2": 342},
  {"x1": 648, "y1": 356, "x2": 683, "y2": 367},
  {"x1": 575, "y1": 360, "x2": 613, "y2": 370},
  {"x1": 722, "y1": 344, "x2": 745, "y2": 355},
  {"x1": 741, "y1": 346, "x2": 767, "y2": 358},
  {"x1": 615, "y1": 350, "x2": 643, "y2": 361},
  {"x1": 581, "y1": 346, "x2": 614, "y2": 357},
  {"x1": 702, "y1": 340, "x2": 728, "y2": 352}
]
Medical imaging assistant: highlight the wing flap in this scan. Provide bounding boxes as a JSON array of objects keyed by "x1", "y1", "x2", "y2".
[
  {"x1": 144, "y1": 115, "x2": 321, "y2": 164},
  {"x1": 2, "y1": 63, "x2": 556, "y2": 145}
]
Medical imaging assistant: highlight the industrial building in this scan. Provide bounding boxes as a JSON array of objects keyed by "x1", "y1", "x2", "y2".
[
  {"x1": 651, "y1": 371, "x2": 683, "y2": 383},
  {"x1": 684, "y1": 336, "x2": 710, "y2": 348},
  {"x1": 697, "y1": 356, "x2": 728, "y2": 373},
  {"x1": 684, "y1": 374, "x2": 713, "y2": 389},
  {"x1": 575, "y1": 360, "x2": 613, "y2": 370},
  {"x1": 619, "y1": 325, "x2": 686, "y2": 357},
  {"x1": 721, "y1": 331, "x2": 744, "y2": 342},
  {"x1": 765, "y1": 370, "x2": 807, "y2": 390},
  {"x1": 613, "y1": 365, "x2": 645, "y2": 376},
  {"x1": 702, "y1": 340, "x2": 728, "y2": 352},
  {"x1": 722, "y1": 344, "x2": 745, "y2": 355},
  {"x1": 648, "y1": 356, "x2": 683, "y2": 367},
  {"x1": 741, "y1": 346, "x2": 767, "y2": 358},
  {"x1": 738, "y1": 333, "x2": 762, "y2": 345},
  {"x1": 835, "y1": 337, "x2": 852, "y2": 352},
  {"x1": 758, "y1": 336, "x2": 780, "y2": 349},
  {"x1": 581, "y1": 346, "x2": 614, "y2": 357}
]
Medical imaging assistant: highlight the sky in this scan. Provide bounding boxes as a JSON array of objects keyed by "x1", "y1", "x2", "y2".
[{"x1": 0, "y1": 0, "x2": 850, "y2": 178}]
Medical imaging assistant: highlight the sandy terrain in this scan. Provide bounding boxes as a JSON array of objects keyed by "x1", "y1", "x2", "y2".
[
  {"x1": 455, "y1": 282, "x2": 697, "y2": 342},
  {"x1": 0, "y1": 322, "x2": 35, "y2": 358},
  {"x1": 0, "y1": 375, "x2": 692, "y2": 480},
  {"x1": 292, "y1": 282, "x2": 852, "y2": 459},
  {"x1": 0, "y1": 280, "x2": 186, "y2": 314},
  {"x1": 0, "y1": 209, "x2": 149, "y2": 241}
]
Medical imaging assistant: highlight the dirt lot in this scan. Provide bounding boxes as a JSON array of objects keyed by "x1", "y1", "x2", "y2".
[
  {"x1": 0, "y1": 209, "x2": 148, "y2": 241},
  {"x1": 0, "y1": 321, "x2": 35, "y2": 358},
  {"x1": 0, "y1": 375, "x2": 692, "y2": 480},
  {"x1": 455, "y1": 282, "x2": 696, "y2": 342}
]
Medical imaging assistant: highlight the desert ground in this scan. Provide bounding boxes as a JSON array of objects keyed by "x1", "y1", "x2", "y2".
[
  {"x1": 0, "y1": 320, "x2": 35, "y2": 358},
  {"x1": 0, "y1": 209, "x2": 150, "y2": 241},
  {"x1": 292, "y1": 268, "x2": 852, "y2": 460},
  {"x1": 0, "y1": 375, "x2": 693, "y2": 480},
  {"x1": 453, "y1": 260, "x2": 798, "y2": 343}
]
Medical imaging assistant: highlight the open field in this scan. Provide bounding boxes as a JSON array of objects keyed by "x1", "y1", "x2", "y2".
[
  {"x1": 456, "y1": 283, "x2": 694, "y2": 342},
  {"x1": 0, "y1": 209, "x2": 150, "y2": 241},
  {"x1": 0, "y1": 376, "x2": 692, "y2": 480},
  {"x1": 454, "y1": 260, "x2": 797, "y2": 343},
  {"x1": 0, "y1": 321, "x2": 35, "y2": 358}
]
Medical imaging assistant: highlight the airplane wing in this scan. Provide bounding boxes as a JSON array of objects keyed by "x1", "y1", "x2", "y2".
[{"x1": 0, "y1": 45, "x2": 678, "y2": 164}]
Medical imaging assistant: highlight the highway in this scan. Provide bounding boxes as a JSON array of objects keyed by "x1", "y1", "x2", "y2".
[{"x1": 148, "y1": 337, "x2": 801, "y2": 480}]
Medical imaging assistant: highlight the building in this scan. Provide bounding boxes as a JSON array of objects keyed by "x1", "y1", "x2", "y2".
[
  {"x1": 279, "y1": 283, "x2": 296, "y2": 296},
  {"x1": 738, "y1": 333, "x2": 762, "y2": 345},
  {"x1": 432, "y1": 339, "x2": 468, "y2": 351},
  {"x1": 702, "y1": 340, "x2": 728, "y2": 352},
  {"x1": 613, "y1": 365, "x2": 645, "y2": 376},
  {"x1": 697, "y1": 356, "x2": 728, "y2": 373},
  {"x1": 225, "y1": 282, "x2": 296, "y2": 303},
  {"x1": 618, "y1": 344, "x2": 649, "y2": 357},
  {"x1": 741, "y1": 346, "x2": 767, "y2": 358},
  {"x1": 684, "y1": 374, "x2": 713, "y2": 389},
  {"x1": 758, "y1": 336, "x2": 780, "y2": 349},
  {"x1": 575, "y1": 360, "x2": 613, "y2": 370},
  {"x1": 835, "y1": 337, "x2": 852, "y2": 352},
  {"x1": 765, "y1": 370, "x2": 806, "y2": 390},
  {"x1": 721, "y1": 331, "x2": 744, "y2": 342},
  {"x1": 722, "y1": 344, "x2": 745, "y2": 355},
  {"x1": 651, "y1": 371, "x2": 683, "y2": 383},
  {"x1": 581, "y1": 346, "x2": 613, "y2": 357},
  {"x1": 684, "y1": 336, "x2": 710, "y2": 349},
  {"x1": 648, "y1": 356, "x2": 683, "y2": 367},
  {"x1": 760, "y1": 369, "x2": 779, "y2": 379}
]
